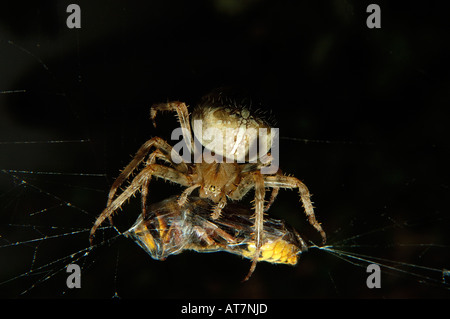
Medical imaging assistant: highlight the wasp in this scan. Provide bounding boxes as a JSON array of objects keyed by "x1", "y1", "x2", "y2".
[{"x1": 125, "y1": 196, "x2": 308, "y2": 278}]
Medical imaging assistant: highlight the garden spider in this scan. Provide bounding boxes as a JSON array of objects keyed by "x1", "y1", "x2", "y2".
[{"x1": 90, "y1": 93, "x2": 326, "y2": 280}]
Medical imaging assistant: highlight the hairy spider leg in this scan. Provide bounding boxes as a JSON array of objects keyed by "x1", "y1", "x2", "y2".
[
  {"x1": 107, "y1": 137, "x2": 188, "y2": 210},
  {"x1": 264, "y1": 187, "x2": 279, "y2": 211},
  {"x1": 240, "y1": 161, "x2": 281, "y2": 212},
  {"x1": 90, "y1": 164, "x2": 192, "y2": 244},
  {"x1": 150, "y1": 101, "x2": 194, "y2": 154},
  {"x1": 177, "y1": 184, "x2": 201, "y2": 207},
  {"x1": 245, "y1": 172, "x2": 266, "y2": 281},
  {"x1": 263, "y1": 175, "x2": 326, "y2": 244},
  {"x1": 141, "y1": 149, "x2": 190, "y2": 216},
  {"x1": 141, "y1": 149, "x2": 164, "y2": 218},
  {"x1": 227, "y1": 171, "x2": 266, "y2": 281}
]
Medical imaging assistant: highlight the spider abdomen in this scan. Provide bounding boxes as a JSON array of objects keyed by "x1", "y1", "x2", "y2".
[{"x1": 192, "y1": 104, "x2": 272, "y2": 163}]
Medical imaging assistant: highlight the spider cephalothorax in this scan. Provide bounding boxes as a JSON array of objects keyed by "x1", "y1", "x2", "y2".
[{"x1": 90, "y1": 92, "x2": 325, "y2": 280}]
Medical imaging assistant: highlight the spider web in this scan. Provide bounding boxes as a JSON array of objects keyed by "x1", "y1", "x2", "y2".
[{"x1": 1, "y1": 1, "x2": 450, "y2": 299}]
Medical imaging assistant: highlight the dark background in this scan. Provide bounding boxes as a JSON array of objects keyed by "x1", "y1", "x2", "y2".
[{"x1": 0, "y1": 0, "x2": 449, "y2": 299}]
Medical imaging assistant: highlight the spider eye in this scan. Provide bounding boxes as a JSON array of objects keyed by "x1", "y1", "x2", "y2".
[{"x1": 209, "y1": 185, "x2": 216, "y2": 192}]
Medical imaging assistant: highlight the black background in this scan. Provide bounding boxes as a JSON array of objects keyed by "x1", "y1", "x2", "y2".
[{"x1": 1, "y1": 0, "x2": 449, "y2": 299}]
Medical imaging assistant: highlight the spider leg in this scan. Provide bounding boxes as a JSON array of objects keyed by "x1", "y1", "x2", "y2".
[
  {"x1": 139, "y1": 151, "x2": 160, "y2": 219},
  {"x1": 107, "y1": 146, "x2": 187, "y2": 229},
  {"x1": 241, "y1": 162, "x2": 281, "y2": 212},
  {"x1": 264, "y1": 188, "x2": 279, "y2": 212},
  {"x1": 141, "y1": 149, "x2": 188, "y2": 217},
  {"x1": 90, "y1": 164, "x2": 191, "y2": 245},
  {"x1": 227, "y1": 172, "x2": 257, "y2": 201},
  {"x1": 146, "y1": 148, "x2": 188, "y2": 173},
  {"x1": 263, "y1": 175, "x2": 326, "y2": 244},
  {"x1": 107, "y1": 137, "x2": 187, "y2": 210},
  {"x1": 228, "y1": 171, "x2": 266, "y2": 280},
  {"x1": 243, "y1": 172, "x2": 266, "y2": 281},
  {"x1": 150, "y1": 101, "x2": 194, "y2": 154},
  {"x1": 177, "y1": 184, "x2": 201, "y2": 207},
  {"x1": 263, "y1": 168, "x2": 282, "y2": 212},
  {"x1": 140, "y1": 175, "x2": 151, "y2": 217}
]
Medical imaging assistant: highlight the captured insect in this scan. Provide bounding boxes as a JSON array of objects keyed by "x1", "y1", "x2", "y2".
[
  {"x1": 124, "y1": 195, "x2": 308, "y2": 270},
  {"x1": 90, "y1": 90, "x2": 325, "y2": 280}
]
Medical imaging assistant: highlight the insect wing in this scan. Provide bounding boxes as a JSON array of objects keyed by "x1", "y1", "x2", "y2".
[{"x1": 125, "y1": 196, "x2": 308, "y2": 265}]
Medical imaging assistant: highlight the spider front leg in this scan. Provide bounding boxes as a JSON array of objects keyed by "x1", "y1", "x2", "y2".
[
  {"x1": 264, "y1": 175, "x2": 326, "y2": 244},
  {"x1": 107, "y1": 137, "x2": 187, "y2": 209},
  {"x1": 262, "y1": 167, "x2": 283, "y2": 212},
  {"x1": 264, "y1": 188, "x2": 279, "y2": 212},
  {"x1": 245, "y1": 172, "x2": 266, "y2": 281},
  {"x1": 241, "y1": 162, "x2": 281, "y2": 212},
  {"x1": 229, "y1": 171, "x2": 266, "y2": 281},
  {"x1": 90, "y1": 164, "x2": 192, "y2": 245},
  {"x1": 142, "y1": 148, "x2": 191, "y2": 216},
  {"x1": 150, "y1": 101, "x2": 194, "y2": 154}
]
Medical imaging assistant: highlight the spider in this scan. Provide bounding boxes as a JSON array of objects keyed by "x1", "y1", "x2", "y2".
[{"x1": 90, "y1": 92, "x2": 326, "y2": 280}]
